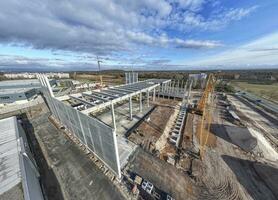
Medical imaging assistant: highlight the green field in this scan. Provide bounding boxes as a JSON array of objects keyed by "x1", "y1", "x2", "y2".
[{"x1": 231, "y1": 81, "x2": 278, "y2": 102}]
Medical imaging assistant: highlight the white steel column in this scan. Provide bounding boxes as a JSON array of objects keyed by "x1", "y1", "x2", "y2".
[
  {"x1": 147, "y1": 90, "x2": 150, "y2": 107},
  {"x1": 168, "y1": 82, "x2": 171, "y2": 99},
  {"x1": 111, "y1": 103, "x2": 117, "y2": 131},
  {"x1": 112, "y1": 130, "x2": 122, "y2": 180},
  {"x1": 139, "y1": 92, "x2": 142, "y2": 112},
  {"x1": 153, "y1": 88, "x2": 156, "y2": 102},
  {"x1": 45, "y1": 76, "x2": 54, "y2": 97},
  {"x1": 162, "y1": 83, "x2": 165, "y2": 99},
  {"x1": 187, "y1": 80, "x2": 192, "y2": 104},
  {"x1": 129, "y1": 96, "x2": 133, "y2": 120}
]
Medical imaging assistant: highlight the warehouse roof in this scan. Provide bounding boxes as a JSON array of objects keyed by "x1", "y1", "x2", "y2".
[
  {"x1": 0, "y1": 116, "x2": 44, "y2": 200},
  {"x1": 0, "y1": 117, "x2": 21, "y2": 195},
  {"x1": 0, "y1": 79, "x2": 41, "y2": 89}
]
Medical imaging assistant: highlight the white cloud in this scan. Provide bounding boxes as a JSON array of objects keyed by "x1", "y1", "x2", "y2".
[
  {"x1": 187, "y1": 31, "x2": 278, "y2": 66},
  {"x1": 168, "y1": 5, "x2": 257, "y2": 31},
  {"x1": 176, "y1": 0, "x2": 205, "y2": 11},
  {"x1": 126, "y1": 31, "x2": 221, "y2": 48},
  {"x1": 0, "y1": 0, "x2": 256, "y2": 55}
]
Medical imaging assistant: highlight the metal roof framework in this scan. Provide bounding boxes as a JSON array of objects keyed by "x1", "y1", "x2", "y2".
[{"x1": 68, "y1": 79, "x2": 170, "y2": 115}]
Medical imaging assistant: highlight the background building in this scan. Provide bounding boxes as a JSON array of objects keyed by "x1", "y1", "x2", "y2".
[{"x1": 0, "y1": 79, "x2": 55, "y2": 107}]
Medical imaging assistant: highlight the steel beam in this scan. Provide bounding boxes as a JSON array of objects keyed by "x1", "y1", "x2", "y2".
[
  {"x1": 91, "y1": 91, "x2": 117, "y2": 99},
  {"x1": 118, "y1": 86, "x2": 139, "y2": 91},
  {"x1": 82, "y1": 83, "x2": 159, "y2": 114},
  {"x1": 111, "y1": 103, "x2": 116, "y2": 131},
  {"x1": 82, "y1": 93, "x2": 108, "y2": 102},
  {"x1": 129, "y1": 96, "x2": 133, "y2": 120},
  {"x1": 147, "y1": 90, "x2": 150, "y2": 107},
  {"x1": 70, "y1": 95, "x2": 95, "y2": 107},
  {"x1": 107, "y1": 88, "x2": 129, "y2": 95},
  {"x1": 139, "y1": 92, "x2": 142, "y2": 112},
  {"x1": 102, "y1": 89, "x2": 124, "y2": 97},
  {"x1": 111, "y1": 87, "x2": 135, "y2": 93}
]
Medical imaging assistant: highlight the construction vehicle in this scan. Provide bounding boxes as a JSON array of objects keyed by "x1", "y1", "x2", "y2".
[
  {"x1": 189, "y1": 74, "x2": 216, "y2": 116},
  {"x1": 198, "y1": 74, "x2": 216, "y2": 160},
  {"x1": 187, "y1": 74, "x2": 216, "y2": 160}
]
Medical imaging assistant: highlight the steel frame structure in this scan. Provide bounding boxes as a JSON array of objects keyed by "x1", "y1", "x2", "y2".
[{"x1": 38, "y1": 74, "x2": 170, "y2": 179}]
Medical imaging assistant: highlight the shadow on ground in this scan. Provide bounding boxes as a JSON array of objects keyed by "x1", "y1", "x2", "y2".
[
  {"x1": 222, "y1": 155, "x2": 278, "y2": 200},
  {"x1": 210, "y1": 124, "x2": 257, "y2": 152},
  {"x1": 210, "y1": 123, "x2": 232, "y2": 144},
  {"x1": 19, "y1": 113, "x2": 64, "y2": 200}
]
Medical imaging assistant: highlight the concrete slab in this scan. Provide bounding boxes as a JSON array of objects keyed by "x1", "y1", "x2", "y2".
[
  {"x1": 117, "y1": 137, "x2": 137, "y2": 169},
  {"x1": 95, "y1": 101, "x2": 154, "y2": 136}
]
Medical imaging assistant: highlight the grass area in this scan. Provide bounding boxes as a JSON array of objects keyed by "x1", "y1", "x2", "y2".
[
  {"x1": 230, "y1": 81, "x2": 278, "y2": 102},
  {"x1": 75, "y1": 74, "x2": 124, "y2": 85}
]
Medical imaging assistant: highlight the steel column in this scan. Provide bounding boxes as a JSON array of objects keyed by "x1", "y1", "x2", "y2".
[
  {"x1": 147, "y1": 90, "x2": 150, "y2": 107},
  {"x1": 111, "y1": 103, "x2": 116, "y2": 131},
  {"x1": 139, "y1": 92, "x2": 142, "y2": 112},
  {"x1": 129, "y1": 96, "x2": 133, "y2": 120}
]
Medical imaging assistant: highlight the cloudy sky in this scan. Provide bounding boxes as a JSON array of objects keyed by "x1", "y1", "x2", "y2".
[{"x1": 0, "y1": 0, "x2": 277, "y2": 71}]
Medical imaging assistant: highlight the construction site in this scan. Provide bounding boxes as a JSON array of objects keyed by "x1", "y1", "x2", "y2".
[{"x1": 0, "y1": 72, "x2": 277, "y2": 200}]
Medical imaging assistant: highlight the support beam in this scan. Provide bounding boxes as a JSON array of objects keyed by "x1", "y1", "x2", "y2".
[
  {"x1": 82, "y1": 82, "x2": 160, "y2": 115},
  {"x1": 91, "y1": 91, "x2": 117, "y2": 99},
  {"x1": 112, "y1": 87, "x2": 136, "y2": 93},
  {"x1": 153, "y1": 88, "x2": 156, "y2": 102},
  {"x1": 139, "y1": 92, "x2": 142, "y2": 112},
  {"x1": 129, "y1": 96, "x2": 133, "y2": 120},
  {"x1": 70, "y1": 95, "x2": 95, "y2": 107},
  {"x1": 187, "y1": 80, "x2": 192, "y2": 104},
  {"x1": 102, "y1": 89, "x2": 124, "y2": 97},
  {"x1": 122, "y1": 84, "x2": 148, "y2": 91},
  {"x1": 168, "y1": 82, "x2": 171, "y2": 99},
  {"x1": 147, "y1": 90, "x2": 150, "y2": 107},
  {"x1": 105, "y1": 89, "x2": 127, "y2": 95},
  {"x1": 111, "y1": 103, "x2": 116, "y2": 131},
  {"x1": 45, "y1": 76, "x2": 54, "y2": 97},
  {"x1": 123, "y1": 83, "x2": 149, "y2": 89},
  {"x1": 82, "y1": 93, "x2": 108, "y2": 102}
]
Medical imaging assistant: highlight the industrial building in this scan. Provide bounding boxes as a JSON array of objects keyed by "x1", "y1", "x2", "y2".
[
  {"x1": 0, "y1": 116, "x2": 44, "y2": 200},
  {"x1": 0, "y1": 79, "x2": 55, "y2": 106},
  {"x1": 4, "y1": 72, "x2": 69, "y2": 79}
]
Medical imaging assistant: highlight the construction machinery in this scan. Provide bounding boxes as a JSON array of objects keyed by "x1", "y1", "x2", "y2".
[{"x1": 194, "y1": 74, "x2": 217, "y2": 160}]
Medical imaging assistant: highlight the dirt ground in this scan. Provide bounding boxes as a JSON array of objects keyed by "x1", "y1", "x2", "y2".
[
  {"x1": 195, "y1": 94, "x2": 278, "y2": 200},
  {"x1": 128, "y1": 98, "x2": 179, "y2": 151},
  {"x1": 127, "y1": 148, "x2": 200, "y2": 200}
]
